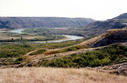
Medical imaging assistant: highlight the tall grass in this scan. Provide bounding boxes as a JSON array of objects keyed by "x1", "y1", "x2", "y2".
[{"x1": 0, "y1": 67, "x2": 127, "y2": 83}]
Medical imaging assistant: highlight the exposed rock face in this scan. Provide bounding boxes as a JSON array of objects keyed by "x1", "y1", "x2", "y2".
[
  {"x1": 81, "y1": 28, "x2": 127, "y2": 47},
  {"x1": 93, "y1": 28, "x2": 127, "y2": 47},
  {"x1": 84, "y1": 19, "x2": 126, "y2": 36},
  {"x1": 84, "y1": 13, "x2": 127, "y2": 36}
]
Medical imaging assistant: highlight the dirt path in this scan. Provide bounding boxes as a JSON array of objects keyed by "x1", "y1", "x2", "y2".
[
  {"x1": 25, "y1": 50, "x2": 38, "y2": 56},
  {"x1": 24, "y1": 45, "x2": 107, "y2": 64}
]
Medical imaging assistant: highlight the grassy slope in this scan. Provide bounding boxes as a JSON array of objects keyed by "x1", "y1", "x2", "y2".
[{"x1": 0, "y1": 67, "x2": 127, "y2": 83}]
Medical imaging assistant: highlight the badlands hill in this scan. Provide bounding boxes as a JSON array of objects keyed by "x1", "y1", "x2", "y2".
[
  {"x1": 84, "y1": 13, "x2": 127, "y2": 36},
  {"x1": 113, "y1": 13, "x2": 127, "y2": 20},
  {"x1": 81, "y1": 28, "x2": 127, "y2": 47},
  {"x1": 0, "y1": 17, "x2": 94, "y2": 29}
]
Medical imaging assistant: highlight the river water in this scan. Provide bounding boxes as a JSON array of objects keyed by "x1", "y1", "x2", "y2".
[
  {"x1": 10, "y1": 29, "x2": 24, "y2": 34},
  {"x1": 1, "y1": 29, "x2": 84, "y2": 44}
]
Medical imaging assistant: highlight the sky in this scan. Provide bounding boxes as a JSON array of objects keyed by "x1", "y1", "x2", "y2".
[{"x1": 0, "y1": 0, "x2": 127, "y2": 20}]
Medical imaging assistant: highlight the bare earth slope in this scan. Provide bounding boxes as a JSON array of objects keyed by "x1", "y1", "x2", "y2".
[{"x1": 81, "y1": 28, "x2": 127, "y2": 47}]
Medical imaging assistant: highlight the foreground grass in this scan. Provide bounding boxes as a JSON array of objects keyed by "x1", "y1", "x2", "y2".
[{"x1": 0, "y1": 67, "x2": 127, "y2": 83}]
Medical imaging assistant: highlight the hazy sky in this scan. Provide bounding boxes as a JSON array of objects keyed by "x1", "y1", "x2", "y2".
[{"x1": 0, "y1": 0, "x2": 127, "y2": 20}]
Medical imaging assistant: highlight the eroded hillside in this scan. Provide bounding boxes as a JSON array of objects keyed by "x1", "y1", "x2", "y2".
[{"x1": 81, "y1": 28, "x2": 127, "y2": 47}]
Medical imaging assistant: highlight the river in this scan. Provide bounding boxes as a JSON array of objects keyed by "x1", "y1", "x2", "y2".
[
  {"x1": 34, "y1": 35, "x2": 84, "y2": 43},
  {"x1": 1, "y1": 29, "x2": 84, "y2": 44},
  {"x1": 10, "y1": 29, "x2": 24, "y2": 34}
]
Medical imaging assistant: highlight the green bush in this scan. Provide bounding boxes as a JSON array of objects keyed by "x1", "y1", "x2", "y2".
[
  {"x1": 0, "y1": 44, "x2": 33, "y2": 58},
  {"x1": 40, "y1": 44, "x2": 127, "y2": 67}
]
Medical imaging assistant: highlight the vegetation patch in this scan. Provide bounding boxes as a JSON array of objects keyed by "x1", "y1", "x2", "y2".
[
  {"x1": 0, "y1": 44, "x2": 33, "y2": 66},
  {"x1": 0, "y1": 44, "x2": 33, "y2": 58},
  {"x1": 39, "y1": 44, "x2": 127, "y2": 67}
]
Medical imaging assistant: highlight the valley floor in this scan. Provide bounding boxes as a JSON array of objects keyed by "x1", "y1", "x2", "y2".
[{"x1": 0, "y1": 67, "x2": 127, "y2": 83}]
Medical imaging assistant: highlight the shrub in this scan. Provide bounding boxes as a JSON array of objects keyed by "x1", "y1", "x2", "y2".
[
  {"x1": 40, "y1": 44, "x2": 127, "y2": 67},
  {"x1": 0, "y1": 44, "x2": 33, "y2": 58}
]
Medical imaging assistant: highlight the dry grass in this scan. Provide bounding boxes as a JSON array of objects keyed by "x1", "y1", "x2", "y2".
[{"x1": 0, "y1": 67, "x2": 127, "y2": 83}]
